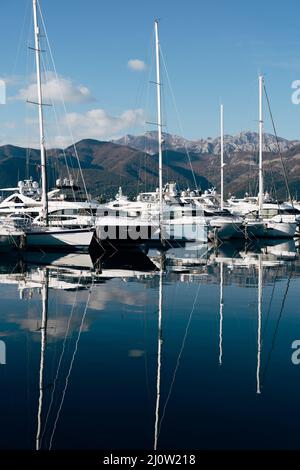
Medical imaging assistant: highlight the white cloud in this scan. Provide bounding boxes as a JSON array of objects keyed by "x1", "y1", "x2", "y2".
[
  {"x1": 128, "y1": 59, "x2": 146, "y2": 71},
  {"x1": 12, "y1": 73, "x2": 94, "y2": 104},
  {"x1": 1, "y1": 107, "x2": 144, "y2": 149},
  {"x1": 62, "y1": 108, "x2": 145, "y2": 143}
]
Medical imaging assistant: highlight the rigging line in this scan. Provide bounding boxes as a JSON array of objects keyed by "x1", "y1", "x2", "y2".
[
  {"x1": 141, "y1": 33, "x2": 156, "y2": 195},
  {"x1": 40, "y1": 36, "x2": 78, "y2": 192},
  {"x1": 11, "y1": 0, "x2": 31, "y2": 76},
  {"x1": 39, "y1": 31, "x2": 77, "y2": 191},
  {"x1": 261, "y1": 266, "x2": 294, "y2": 384},
  {"x1": 39, "y1": 54, "x2": 76, "y2": 202},
  {"x1": 41, "y1": 274, "x2": 83, "y2": 446},
  {"x1": 143, "y1": 294, "x2": 152, "y2": 402},
  {"x1": 264, "y1": 145, "x2": 279, "y2": 204},
  {"x1": 157, "y1": 281, "x2": 201, "y2": 438},
  {"x1": 26, "y1": 294, "x2": 32, "y2": 448},
  {"x1": 159, "y1": 47, "x2": 198, "y2": 190},
  {"x1": 48, "y1": 279, "x2": 94, "y2": 450},
  {"x1": 49, "y1": 278, "x2": 60, "y2": 379},
  {"x1": 37, "y1": 2, "x2": 90, "y2": 205},
  {"x1": 25, "y1": 13, "x2": 35, "y2": 177},
  {"x1": 263, "y1": 82, "x2": 293, "y2": 205}
]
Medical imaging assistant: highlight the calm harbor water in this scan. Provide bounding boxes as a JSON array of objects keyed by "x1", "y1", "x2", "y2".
[{"x1": 0, "y1": 240, "x2": 300, "y2": 450}]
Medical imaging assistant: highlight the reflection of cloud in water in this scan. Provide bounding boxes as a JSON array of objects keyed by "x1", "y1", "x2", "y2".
[
  {"x1": 0, "y1": 281, "x2": 151, "y2": 340},
  {"x1": 6, "y1": 310, "x2": 91, "y2": 340},
  {"x1": 16, "y1": 318, "x2": 90, "y2": 340},
  {"x1": 56, "y1": 282, "x2": 149, "y2": 311},
  {"x1": 128, "y1": 349, "x2": 145, "y2": 358}
]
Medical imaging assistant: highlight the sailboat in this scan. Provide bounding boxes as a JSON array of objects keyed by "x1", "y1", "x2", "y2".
[
  {"x1": 228, "y1": 76, "x2": 297, "y2": 238},
  {"x1": 20, "y1": 0, "x2": 94, "y2": 251},
  {"x1": 0, "y1": 177, "x2": 100, "y2": 230},
  {"x1": 152, "y1": 20, "x2": 207, "y2": 244},
  {"x1": 96, "y1": 20, "x2": 208, "y2": 245},
  {"x1": 206, "y1": 104, "x2": 245, "y2": 240}
]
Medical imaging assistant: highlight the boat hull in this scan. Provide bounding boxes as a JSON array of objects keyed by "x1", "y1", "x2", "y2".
[
  {"x1": 166, "y1": 221, "x2": 208, "y2": 242},
  {"x1": 208, "y1": 221, "x2": 244, "y2": 240},
  {"x1": 0, "y1": 234, "x2": 24, "y2": 252},
  {"x1": 26, "y1": 228, "x2": 94, "y2": 252},
  {"x1": 264, "y1": 221, "x2": 297, "y2": 238},
  {"x1": 242, "y1": 221, "x2": 266, "y2": 239}
]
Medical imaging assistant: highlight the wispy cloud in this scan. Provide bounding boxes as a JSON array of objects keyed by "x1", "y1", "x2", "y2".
[
  {"x1": 127, "y1": 59, "x2": 146, "y2": 71},
  {"x1": 60, "y1": 108, "x2": 144, "y2": 144},
  {"x1": 11, "y1": 72, "x2": 95, "y2": 104}
]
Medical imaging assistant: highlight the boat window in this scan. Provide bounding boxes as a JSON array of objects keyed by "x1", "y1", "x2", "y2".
[
  {"x1": 11, "y1": 196, "x2": 24, "y2": 204},
  {"x1": 261, "y1": 208, "x2": 278, "y2": 217}
]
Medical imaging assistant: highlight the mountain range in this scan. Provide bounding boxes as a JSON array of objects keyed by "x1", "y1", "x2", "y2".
[
  {"x1": 113, "y1": 130, "x2": 300, "y2": 156},
  {"x1": 1, "y1": 130, "x2": 300, "y2": 200}
]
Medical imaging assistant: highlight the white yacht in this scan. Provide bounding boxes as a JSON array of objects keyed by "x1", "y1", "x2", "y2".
[
  {"x1": 226, "y1": 77, "x2": 298, "y2": 239},
  {"x1": 179, "y1": 187, "x2": 244, "y2": 240},
  {"x1": 96, "y1": 185, "x2": 208, "y2": 244},
  {"x1": 0, "y1": 178, "x2": 98, "y2": 228},
  {"x1": 228, "y1": 194, "x2": 299, "y2": 238},
  {"x1": 8, "y1": 0, "x2": 95, "y2": 252}
]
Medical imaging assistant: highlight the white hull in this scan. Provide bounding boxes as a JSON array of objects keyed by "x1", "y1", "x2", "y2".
[
  {"x1": 264, "y1": 221, "x2": 296, "y2": 238},
  {"x1": 26, "y1": 227, "x2": 94, "y2": 251},
  {"x1": 96, "y1": 220, "x2": 159, "y2": 242},
  {"x1": 164, "y1": 220, "x2": 208, "y2": 242},
  {"x1": 209, "y1": 220, "x2": 244, "y2": 240}
]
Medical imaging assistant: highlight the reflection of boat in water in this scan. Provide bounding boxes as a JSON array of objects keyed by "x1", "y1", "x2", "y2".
[
  {"x1": 212, "y1": 239, "x2": 297, "y2": 268},
  {"x1": 0, "y1": 233, "x2": 298, "y2": 450},
  {"x1": 148, "y1": 239, "x2": 299, "y2": 280},
  {"x1": 149, "y1": 243, "x2": 210, "y2": 273},
  {"x1": 7, "y1": 247, "x2": 157, "y2": 450},
  {"x1": 0, "y1": 249, "x2": 158, "y2": 292}
]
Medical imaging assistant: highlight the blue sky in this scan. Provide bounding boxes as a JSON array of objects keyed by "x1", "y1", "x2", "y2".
[{"x1": 1, "y1": 0, "x2": 300, "y2": 147}]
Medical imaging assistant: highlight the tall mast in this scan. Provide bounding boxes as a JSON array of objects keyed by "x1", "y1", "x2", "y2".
[
  {"x1": 154, "y1": 20, "x2": 163, "y2": 237},
  {"x1": 258, "y1": 75, "x2": 264, "y2": 216},
  {"x1": 220, "y1": 104, "x2": 224, "y2": 210},
  {"x1": 33, "y1": 0, "x2": 48, "y2": 223}
]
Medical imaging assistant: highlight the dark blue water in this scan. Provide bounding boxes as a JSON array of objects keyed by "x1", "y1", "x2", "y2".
[{"x1": 0, "y1": 240, "x2": 300, "y2": 450}]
